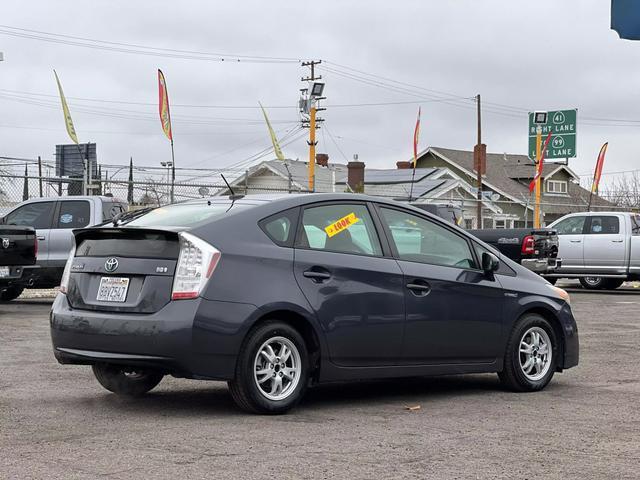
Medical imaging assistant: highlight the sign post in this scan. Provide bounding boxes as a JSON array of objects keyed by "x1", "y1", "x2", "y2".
[{"x1": 534, "y1": 126, "x2": 542, "y2": 228}]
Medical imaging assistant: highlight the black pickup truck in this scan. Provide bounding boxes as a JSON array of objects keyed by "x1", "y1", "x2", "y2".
[
  {"x1": 0, "y1": 225, "x2": 38, "y2": 301},
  {"x1": 468, "y1": 228, "x2": 561, "y2": 275}
]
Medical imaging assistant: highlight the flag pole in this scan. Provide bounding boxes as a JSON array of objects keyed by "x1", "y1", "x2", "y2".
[
  {"x1": 409, "y1": 166, "x2": 416, "y2": 202},
  {"x1": 170, "y1": 139, "x2": 175, "y2": 204}
]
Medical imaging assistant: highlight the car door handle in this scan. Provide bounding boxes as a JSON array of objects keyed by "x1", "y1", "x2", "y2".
[
  {"x1": 37, "y1": 236, "x2": 46, "y2": 241},
  {"x1": 303, "y1": 269, "x2": 331, "y2": 282},
  {"x1": 612, "y1": 240, "x2": 623, "y2": 243},
  {"x1": 569, "y1": 240, "x2": 581, "y2": 243},
  {"x1": 406, "y1": 281, "x2": 431, "y2": 296}
]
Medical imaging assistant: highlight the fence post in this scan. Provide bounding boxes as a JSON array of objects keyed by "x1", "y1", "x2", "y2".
[{"x1": 38, "y1": 156, "x2": 43, "y2": 197}]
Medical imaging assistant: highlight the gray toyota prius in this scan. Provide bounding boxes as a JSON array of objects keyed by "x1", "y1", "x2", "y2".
[{"x1": 50, "y1": 194, "x2": 578, "y2": 414}]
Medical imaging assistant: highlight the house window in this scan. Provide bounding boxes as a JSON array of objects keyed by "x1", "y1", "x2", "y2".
[
  {"x1": 546, "y1": 180, "x2": 568, "y2": 194},
  {"x1": 495, "y1": 219, "x2": 506, "y2": 229},
  {"x1": 464, "y1": 219, "x2": 474, "y2": 229}
]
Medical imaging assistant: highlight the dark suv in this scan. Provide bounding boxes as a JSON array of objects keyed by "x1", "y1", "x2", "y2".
[{"x1": 50, "y1": 194, "x2": 578, "y2": 414}]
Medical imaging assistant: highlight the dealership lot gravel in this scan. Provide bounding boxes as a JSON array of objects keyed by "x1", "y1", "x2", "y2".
[{"x1": 1, "y1": 289, "x2": 638, "y2": 479}]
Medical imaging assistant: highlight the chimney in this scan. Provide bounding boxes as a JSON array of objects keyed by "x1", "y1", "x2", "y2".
[
  {"x1": 396, "y1": 161, "x2": 411, "y2": 169},
  {"x1": 347, "y1": 161, "x2": 365, "y2": 193},
  {"x1": 316, "y1": 153, "x2": 329, "y2": 167}
]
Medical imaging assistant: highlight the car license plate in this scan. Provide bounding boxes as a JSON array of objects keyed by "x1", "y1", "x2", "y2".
[
  {"x1": 96, "y1": 277, "x2": 130, "y2": 302},
  {"x1": 0, "y1": 266, "x2": 9, "y2": 278}
]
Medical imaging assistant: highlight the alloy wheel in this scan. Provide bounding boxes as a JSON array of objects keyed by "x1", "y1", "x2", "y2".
[
  {"x1": 253, "y1": 336, "x2": 301, "y2": 401},
  {"x1": 519, "y1": 327, "x2": 553, "y2": 381}
]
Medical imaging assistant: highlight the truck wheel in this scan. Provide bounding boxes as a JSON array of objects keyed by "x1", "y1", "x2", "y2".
[
  {"x1": 499, "y1": 314, "x2": 557, "y2": 392},
  {"x1": 0, "y1": 286, "x2": 24, "y2": 302},
  {"x1": 228, "y1": 321, "x2": 308, "y2": 414},
  {"x1": 92, "y1": 364, "x2": 163, "y2": 396},
  {"x1": 579, "y1": 277, "x2": 607, "y2": 290}
]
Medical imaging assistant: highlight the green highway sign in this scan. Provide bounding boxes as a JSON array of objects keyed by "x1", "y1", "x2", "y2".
[{"x1": 528, "y1": 109, "x2": 577, "y2": 160}]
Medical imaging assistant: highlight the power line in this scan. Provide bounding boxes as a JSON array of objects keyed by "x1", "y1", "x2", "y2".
[{"x1": 0, "y1": 24, "x2": 301, "y2": 63}]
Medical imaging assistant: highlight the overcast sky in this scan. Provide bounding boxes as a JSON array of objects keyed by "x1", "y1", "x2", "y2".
[{"x1": 0, "y1": 0, "x2": 637, "y2": 184}]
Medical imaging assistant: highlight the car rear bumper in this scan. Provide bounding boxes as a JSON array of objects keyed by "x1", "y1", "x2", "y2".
[
  {"x1": 521, "y1": 257, "x2": 562, "y2": 274},
  {"x1": 50, "y1": 293, "x2": 257, "y2": 380}
]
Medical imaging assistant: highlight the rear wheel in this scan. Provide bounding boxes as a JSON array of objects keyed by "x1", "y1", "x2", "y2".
[
  {"x1": 92, "y1": 364, "x2": 163, "y2": 396},
  {"x1": 499, "y1": 314, "x2": 557, "y2": 392},
  {"x1": 580, "y1": 277, "x2": 608, "y2": 290},
  {"x1": 0, "y1": 286, "x2": 24, "y2": 302},
  {"x1": 228, "y1": 321, "x2": 308, "y2": 414}
]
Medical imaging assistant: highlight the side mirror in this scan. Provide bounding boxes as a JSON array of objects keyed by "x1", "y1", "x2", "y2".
[{"x1": 482, "y1": 251, "x2": 500, "y2": 273}]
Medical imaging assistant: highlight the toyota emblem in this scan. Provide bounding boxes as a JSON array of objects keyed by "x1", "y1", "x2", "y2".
[
  {"x1": 1, "y1": 238, "x2": 9, "y2": 249},
  {"x1": 104, "y1": 257, "x2": 119, "y2": 273}
]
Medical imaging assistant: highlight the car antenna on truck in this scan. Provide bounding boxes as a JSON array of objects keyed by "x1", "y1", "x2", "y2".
[{"x1": 221, "y1": 174, "x2": 245, "y2": 201}]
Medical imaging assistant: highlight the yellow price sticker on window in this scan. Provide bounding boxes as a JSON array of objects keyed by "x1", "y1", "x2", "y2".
[{"x1": 325, "y1": 212, "x2": 360, "y2": 238}]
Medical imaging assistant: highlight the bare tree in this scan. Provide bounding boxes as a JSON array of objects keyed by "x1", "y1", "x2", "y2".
[
  {"x1": 139, "y1": 178, "x2": 166, "y2": 207},
  {"x1": 600, "y1": 172, "x2": 640, "y2": 209}
]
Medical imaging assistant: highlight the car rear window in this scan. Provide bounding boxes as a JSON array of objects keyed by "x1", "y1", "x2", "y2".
[
  {"x1": 125, "y1": 202, "x2": 251, "y2": 227},
  {"x1": 76, "y1": 231, "x2": 179, "y2": 259}
]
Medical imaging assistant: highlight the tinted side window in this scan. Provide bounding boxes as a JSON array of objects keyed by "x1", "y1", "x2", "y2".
[
  {"x1": 5, "y1": 202, "x2": 55, "y2": 229},
  {"x1": 474, "y1": 242, "x2": 515, "y2": 276},
  {"x1": 586, "y1": 216, "x2": 619, "y2": 235},
  {"x1": 56, "y1": 201, "x2": 91, "y2": 229},
  {"x1": 103, "y1": 203, "x2": 126, "y2": 222},
  {"x1": 297, "y1": 204, "x2": 382, "y2": 256},
  {"x1": 259, "y1": 208, "x2": 299, "y2": 247},
  {"x1": 380, "y1": 207, "x2": 475, "y2": 269},
  {"x1": 553, "y1": 216, "x2": 586, "y2": 235}
]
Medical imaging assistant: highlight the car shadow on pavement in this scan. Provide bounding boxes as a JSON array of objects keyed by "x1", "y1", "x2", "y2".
[
  {"x1": 565, "y1": 288, "x2": 640, "y2": 295},
  {"x1": 301, "y1": 374, "x2": 504, "y2": 409}
]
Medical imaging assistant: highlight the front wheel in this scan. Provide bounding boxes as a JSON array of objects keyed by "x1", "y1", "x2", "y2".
[
  {"x1": 228, "y1": 321, "x2": 308, "y2": 414},
  {"x1": 92, "y1": 364, "x2": 163, "y2": 396},
  {"x1": 499, "y1": 314, "x2": 557, "y2": 392}
]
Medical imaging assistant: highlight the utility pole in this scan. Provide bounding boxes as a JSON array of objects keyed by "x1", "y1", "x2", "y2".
[
  {"x1": 301, "y1": 60, "x2": 325, "y2": 192},
  {"x1": 474, "y1": 94, "x2": 486, "y2": 228}
]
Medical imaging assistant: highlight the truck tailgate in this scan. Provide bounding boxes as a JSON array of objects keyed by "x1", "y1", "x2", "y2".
[{"x1": 0, "y1": 226, "x2": 37, "y2": 267}]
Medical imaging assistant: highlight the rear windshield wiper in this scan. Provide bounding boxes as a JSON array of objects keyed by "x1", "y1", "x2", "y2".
[{"x1": 112, "y1": 207, "x2": 155, "y2": 226}]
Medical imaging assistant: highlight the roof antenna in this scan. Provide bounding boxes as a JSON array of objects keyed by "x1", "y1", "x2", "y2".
[
  {"x1": 221, "y1": 174, "x2": 234, "y2": 196},
  {"x1": 221, "y1": 174, "x2": 245, "y2": 201}
]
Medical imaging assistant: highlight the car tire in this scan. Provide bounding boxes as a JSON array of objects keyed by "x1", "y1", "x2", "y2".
[
  {"x1": 92, "y1": 364, "x2": 163, "y2": 396},
  {"x1": 579, "y1": 277, "x2": 608, "y2": 290},
  {"x1": 0, "y1": 286, "x2": 24, "y2": 302},
  {"x1": 498, "y1": 314, "x2": 557, "y2": 392},
  {"x1": 228, "y1": 321, "x2": 308, "y2": 414}
]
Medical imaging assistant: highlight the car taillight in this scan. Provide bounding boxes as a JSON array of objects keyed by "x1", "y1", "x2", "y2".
[
  {"x1": 171, "y1": 232, "x2": 221, "y2": 300},
  {"x1": 521, "y1": 235, "x2": 536, "y2": 255},
  {"x1": 59, "y1": 240, "x2": 76, "y2": 294},
  {"x1": 34, "y1": 235, "x2": 38, "y2": 259}
]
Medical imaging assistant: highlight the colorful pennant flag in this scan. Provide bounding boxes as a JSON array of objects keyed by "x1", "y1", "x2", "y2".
[
  {"x1": 529, "y1": 132, "x2": 553, "y2": 192},
  {"x1": 53, "y1": 70, "x2": 79, "y2": 144},
  {"x1": 259, "y1": 102, "x2": 285, "y2": 161},
  {"x1": 412, "y1": 107, "x2": 421, "y2": 169},
  {"x1": 158, "y1": 69, "x2": 173, "y2": 141},
  {"x1": 591, "y1": 142, "x2": 608, "y2": 194}
]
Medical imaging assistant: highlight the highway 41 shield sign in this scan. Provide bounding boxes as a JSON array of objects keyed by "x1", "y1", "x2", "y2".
[{"x1": 528, "y1": 109, "x2": 577, "y2": 160}]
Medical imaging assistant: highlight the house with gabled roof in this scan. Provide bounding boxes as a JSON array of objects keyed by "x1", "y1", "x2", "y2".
[{"x1": 415, "y1": 146, "x2": 614, "y2": 228}]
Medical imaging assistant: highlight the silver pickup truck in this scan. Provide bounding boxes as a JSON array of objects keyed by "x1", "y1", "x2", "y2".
[
  {"x1": 0, "y1": 196, "x2": 127, "y2": 300},
  {"x1": 543, "y1": 211, "x2": 640, "y2": 289}
]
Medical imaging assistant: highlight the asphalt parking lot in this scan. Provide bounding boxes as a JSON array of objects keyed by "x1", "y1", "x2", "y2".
[{"x1": 1, "y1": 289, "x2": 638, "y2": 480}]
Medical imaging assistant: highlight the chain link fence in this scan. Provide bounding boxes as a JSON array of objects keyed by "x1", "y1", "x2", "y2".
[{"x1": 0, "y1": 157, "x2": 634, "y2": 223}]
